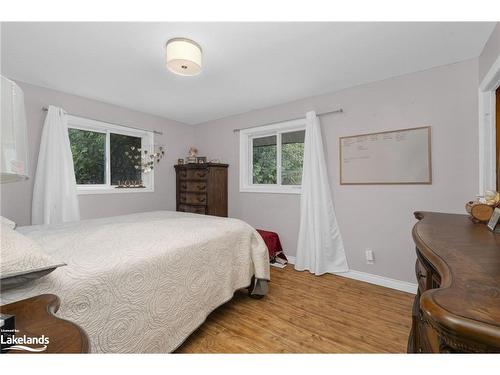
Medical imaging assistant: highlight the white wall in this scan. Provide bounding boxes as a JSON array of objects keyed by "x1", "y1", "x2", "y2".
[
  {"x1": 0, "y1": 81, "x2": 195, "y2": 225},
  {"x1": 0, "y1": 59, "x2": 482, "y2": 284},
  {"x1": 194, "y1": 59, "x2": 479, "y2": 283},
  {"x1": 479, "y1": 22, "x2": 500, "y2": 83}
]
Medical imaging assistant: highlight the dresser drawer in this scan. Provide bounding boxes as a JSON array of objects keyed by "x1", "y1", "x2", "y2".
[
  {"x1": 178, "y1": 204, "x2": 206, "y2": 214},
  {"x1": 415, "y1": 259, "x2": 428, "y2": 292},
  {"x1": 179, "y1": 192, "x2": 207, "y2": 205},
  {"x1": 174, "y1": 163, "x2": 228, "y2": 218},
  {"x1": 178, "y1": 168, "x2": 208, "y2": 181},
  {"x1": 179, "y1": 180, "x2": 208, "y2": 193}
]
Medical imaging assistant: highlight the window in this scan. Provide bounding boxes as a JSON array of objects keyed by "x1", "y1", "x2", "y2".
[
  {"x1": 240, "y1": 119, "x2": 305, "y2": 194},
  {"x1": 67, "y1": 115, "x2": 154, "y2": 194},
  {"x1": 252, "y1": 135, "x2": 277, "y2": 184},
  {"x1": 110, "y1": 133, "x2": 142, "y2": 185},
  {"x1": 68, "y1": 128, "x2": 106, "y2": 185}
]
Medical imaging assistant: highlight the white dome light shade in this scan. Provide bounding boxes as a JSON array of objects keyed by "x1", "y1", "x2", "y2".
[{"x1": 166, "y1": 38, "x2": 202, "y2": 76}]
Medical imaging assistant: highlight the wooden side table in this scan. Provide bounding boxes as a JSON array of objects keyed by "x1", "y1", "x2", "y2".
[{"x1": 1, "y1": 294, "x2": 89, "y2": 353}]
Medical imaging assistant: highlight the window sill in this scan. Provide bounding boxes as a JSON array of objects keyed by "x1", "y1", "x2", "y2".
[
  {"x1": 239, "y1": 186, "x2": 301, "y2": 195},
  {"x1": 76, "y1": 186, "x2": 154, "y2": 195}
]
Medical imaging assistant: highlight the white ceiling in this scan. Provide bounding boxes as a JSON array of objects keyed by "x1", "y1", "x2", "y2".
[{"x1": 1, "y1": 22, "x2": 495, "y2": 125}]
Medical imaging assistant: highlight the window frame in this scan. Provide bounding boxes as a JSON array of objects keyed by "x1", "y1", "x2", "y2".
[
  {"x1": 239, "y1": 118, "x2": 305, "y2": 194},
  {"x1": 67, "y1": 115, "x2": 155, "y2": 195}
]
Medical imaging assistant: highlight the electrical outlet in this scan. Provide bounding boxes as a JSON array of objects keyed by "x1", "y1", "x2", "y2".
[{"x1": 365, "y1": 249, "x2": 375, "y2": 264}]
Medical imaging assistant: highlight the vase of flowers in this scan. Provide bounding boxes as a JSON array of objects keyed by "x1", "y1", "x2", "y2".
[{"x1": 186, "y1": 147, "x2": 198, "y2": 163}]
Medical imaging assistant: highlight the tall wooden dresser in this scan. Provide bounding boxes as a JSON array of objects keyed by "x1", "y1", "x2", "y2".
[
  {"x1": 174, "y1": 163, "x2": 228, "y2": 217},
  {"x1": 408, "y1": 211, "x2": 500, "y2": 353}
]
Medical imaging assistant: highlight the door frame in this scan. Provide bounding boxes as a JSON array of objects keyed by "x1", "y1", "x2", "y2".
[{"x1": 479, "y1": 55, "x2": 500, "y2": 194}]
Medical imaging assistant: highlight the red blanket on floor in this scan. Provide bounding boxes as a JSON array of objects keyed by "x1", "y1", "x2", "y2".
[{"x1": 256, "y1": 229, "x2": 288, "y2": 262}]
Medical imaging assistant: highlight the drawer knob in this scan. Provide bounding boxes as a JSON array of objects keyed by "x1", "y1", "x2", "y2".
[
  {"x1": 198, "y1": 196, "x2": 206, "y2": 202},
  {"x1": 198, "y1": 184, "x2": 206, "y2": 190},
  {"x1": 197, "y1": 172, "x2": 206, "y2": 178},
  {"x1": 181, "y1": 184, "x2": 187, "y2": 189}
]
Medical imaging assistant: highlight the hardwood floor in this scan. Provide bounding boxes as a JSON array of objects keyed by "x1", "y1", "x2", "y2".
[{"x1": 176, "y1": 266, "x2": 414, "y2": 353}]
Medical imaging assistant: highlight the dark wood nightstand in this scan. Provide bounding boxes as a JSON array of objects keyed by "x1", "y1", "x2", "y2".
[{"x1": 1, "y1": 294, "x2": 89, "y2": 353}]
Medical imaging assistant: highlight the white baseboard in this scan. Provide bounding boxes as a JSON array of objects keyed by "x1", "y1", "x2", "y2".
[{"x1": 285, "y1": 255, "x2": 417, "y2": 294}]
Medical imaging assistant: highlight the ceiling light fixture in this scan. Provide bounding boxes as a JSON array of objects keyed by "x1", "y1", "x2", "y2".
[{"x1": 165, "y1": 38, "x2": 202, "y2": 76}]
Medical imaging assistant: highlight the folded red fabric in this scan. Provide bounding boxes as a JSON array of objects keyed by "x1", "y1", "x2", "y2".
[{"x1": 256, "y1": 229, "x2": 287, "y2": 262}]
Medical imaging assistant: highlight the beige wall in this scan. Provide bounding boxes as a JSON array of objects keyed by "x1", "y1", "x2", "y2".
[
  {"x1": 194, "y1": 59, "x2": 479, "y2": 283},
  {"x1": 479, "y1": 22, "x2": 500, "y2": 83},
  {"x1": 0, "y1": 58, "x2": 484, "y2": 283},
  {"x1": 0, "y1": 81, "x2": 195, "y2": 225}
]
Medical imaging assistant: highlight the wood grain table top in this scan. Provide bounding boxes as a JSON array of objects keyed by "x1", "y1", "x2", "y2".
[
  {"x1": 1, "y1": 294, "x2": 89, "y2": 354},
  {"x1": 413, "y1": 211, "x2": 500, "y2": 348}
]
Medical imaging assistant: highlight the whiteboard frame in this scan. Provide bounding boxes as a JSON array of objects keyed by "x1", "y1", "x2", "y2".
[{"x1": 339, "y1": 126, "x2": 432, "y2": 185}]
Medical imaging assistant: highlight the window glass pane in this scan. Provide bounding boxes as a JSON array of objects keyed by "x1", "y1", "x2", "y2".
[
  {"x1": 68, "y1": 128, "x2": 106, "y2": 185},
  {"x1": 252, "y1": 135, "x2": 277, "y2": 184},
  {"x1": 281, "y1": 130, "x2": 305, "y2": 185},
  {"x1": 110, "y1": 133, "x2": 142, "y2": 185}
]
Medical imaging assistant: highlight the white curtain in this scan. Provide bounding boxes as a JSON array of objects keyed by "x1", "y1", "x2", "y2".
[
  {"x1": 295, "y1": 111, "x2": 349, "y2": 275},
  {"x1": 32, "y1": 105, "x2": 80, "y2": 224}
]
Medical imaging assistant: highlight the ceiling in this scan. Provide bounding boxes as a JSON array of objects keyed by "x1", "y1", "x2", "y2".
[{"x1": 1, "y1": 22, "x2": 495, "y2": 125}]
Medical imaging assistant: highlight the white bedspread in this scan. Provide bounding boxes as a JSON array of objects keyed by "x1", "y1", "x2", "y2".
[{"x1": 0, "y1": 211, "x2": 270, "y2": 353}]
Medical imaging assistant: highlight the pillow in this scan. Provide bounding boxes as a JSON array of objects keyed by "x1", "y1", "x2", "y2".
[
  {"x1": 0, "y1": 222, "x2": 66, "y2": 289},
  {"x1": 1, "y1": 216, "x2": 16, "y2": 229}
]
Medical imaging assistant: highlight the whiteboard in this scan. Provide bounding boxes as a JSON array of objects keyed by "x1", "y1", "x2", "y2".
[{"x1": 339, "y1": 126, "x2": 431, "y2": 185}]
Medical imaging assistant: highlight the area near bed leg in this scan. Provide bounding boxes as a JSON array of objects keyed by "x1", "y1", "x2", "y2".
[{"x1": 247, "y1": 276, "x2": 268, "y2": 299}]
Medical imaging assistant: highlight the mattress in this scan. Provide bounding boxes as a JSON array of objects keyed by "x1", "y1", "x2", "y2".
[{"x1": 0, "y1": 211, "x2": 270, "y2": 353}]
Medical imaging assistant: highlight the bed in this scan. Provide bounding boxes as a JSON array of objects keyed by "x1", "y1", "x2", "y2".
[{"x1": 0, "y1": 210, "x2": 270, "y2": 353}]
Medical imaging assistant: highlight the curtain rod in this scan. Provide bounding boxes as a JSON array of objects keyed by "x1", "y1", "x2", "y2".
[
  {"x1": 41, "y1": 106, "x2": 163, "y2": 135},
  {"x1": 232, "y1": 108, "x2": 343, "y2": 133}
]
